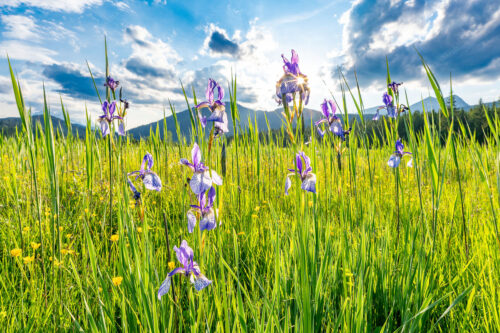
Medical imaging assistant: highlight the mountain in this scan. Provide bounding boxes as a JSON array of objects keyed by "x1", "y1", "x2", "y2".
[
  {"x1": 365, "y1": 94, "x2": 470, "y2": 114},
  {"x1": 0, "y1": 115, "x2": 87, "y2": 138},
  {"x1": 128, "y1": 102, "x2": 329, "y2": 141}
]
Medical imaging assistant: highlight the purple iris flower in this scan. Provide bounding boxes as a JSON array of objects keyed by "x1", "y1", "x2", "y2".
[
  {"x1": 187, "y1": 186, "x2": 218, "y2": 233},
  {"x1": 157, "y1": 240, "x2": 212, "y2": 300},
  {"x1": 98, "y1": 101, "x2": 123, "y2": 137},
  {"x1": 285, "y1": 152, "x2": 316, "y2": 194},
  {"x1": 104, "y1": 76, "x2": 119, "y2": 92},
  {"x1": 180, "y1": 143, "x2": 223, "y2": 195},
  {"x1": 374, "y1": 92, "x2": 397, "y2": 120},
  {"x1": 388, "y1": 139, "x2": 412, "y2": 168},
  {"x1": 388, "y1": 81, "x2": 402, "y2": 96},
  {"x1": 195, "y1": 79, "x2": 228, "y2": 135},
  {"x1": 127, "y1": 153, "x2": 162, "y2": 197},
  {"x1": 315, "y1": 99, "x2": 351, "y2": 141},
  {"x1": 275, "y1": 50, "x2": 310, "y2": 105}
]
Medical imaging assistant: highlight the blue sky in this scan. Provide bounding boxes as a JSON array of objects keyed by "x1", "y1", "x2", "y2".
[{"x1": 0, "y1": 0, "x2": 499, "y2": 128}]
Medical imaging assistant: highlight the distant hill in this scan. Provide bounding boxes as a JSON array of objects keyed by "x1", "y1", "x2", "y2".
[
  {"x1": 365, "y1": 94, "x2": 472, "y2": 114},
  {"x1": 128, "y1": 102, "x2": 334, "y2": 141},
  {"x1": 0, "y1": 115, "x2": 87, "y2": 138}
]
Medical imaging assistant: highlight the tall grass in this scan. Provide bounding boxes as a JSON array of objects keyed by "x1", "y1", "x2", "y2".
[{"x1": 0, "y1": 56, "x2": 499, "y2": 332}]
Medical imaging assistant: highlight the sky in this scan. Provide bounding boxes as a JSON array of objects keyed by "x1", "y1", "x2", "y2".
[{"x1": 0, "y1": 0, "x2": 499, "y2": 129}]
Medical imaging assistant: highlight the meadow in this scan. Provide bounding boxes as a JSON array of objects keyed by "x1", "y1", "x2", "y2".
[{"x1": 0, "y1": 49, "x2": 499, "y2": 332}]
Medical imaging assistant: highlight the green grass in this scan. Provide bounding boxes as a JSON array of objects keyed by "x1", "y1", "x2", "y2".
[{"x1": 0, "y1": 57, "x2": 499, "y2": 332}]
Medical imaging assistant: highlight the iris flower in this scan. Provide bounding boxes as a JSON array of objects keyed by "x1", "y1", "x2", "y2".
[
  {"x1": 275, "y1": 50, "x2": 310, "y2": 105},
  {"x1": 98, "y1": 101, "x2": 123, "y2": 137},
  {"x1": 181, "y1": 143, "x2": 223, "y2": 194},
  {"x1": 127, "y1": 153, "x2": 162, "y2": 199},
  {"x1": 104, "y1": 76, "x2": 119, "y2": 92},
  {"x1": 285, "y1": 152, "x2": 316, "y2": 194},
  {"x1": 387, "y1": 139, "x2": 412, "y2": 168},
  {"x1": 373, "y1": 92, "x2": 397, "y2": 120},
  {"x1": 187, "y1": 186, "x2": 218, "y2": 233},
  {"x1": 157, "y1": 240, "x2": 212, "y2": 300},
  {"x1": 315, "y1": 99, "x2": 351, "y2": 140},
  {"x1": 388, "y1": 81, "x2": 402, "y2": 96},
  {"x1": 196, "y1": 79, "x2": 229, "y2": 135}
]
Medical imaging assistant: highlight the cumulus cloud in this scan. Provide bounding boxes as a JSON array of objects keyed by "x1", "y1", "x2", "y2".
[
  {"x1": 1, "y1": 14, "x2": 38, "y2": 39},
  {"x1": 201, "y1": 24, "x2": 241, "y2": 57},
  {"x1": 333, "y1": 0, "x2": 500, "y2": 86},
  {"x1": 0, "y1": 0, "x2": 103, "y2": 13},
  {"x1": 42, "y1": 63, "x2": 103, "y2": 100}
]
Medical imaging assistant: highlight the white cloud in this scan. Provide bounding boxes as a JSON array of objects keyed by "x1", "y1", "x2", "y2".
[
  {"x1": 0, "y1": 0, "x2": 103, "y2": 13},
  {"x1": 0, "y1": 40, "x2": 57, "y2": 63},
  {"x1": 1, "y1": 14, "x2": 38, "y2": 40}
]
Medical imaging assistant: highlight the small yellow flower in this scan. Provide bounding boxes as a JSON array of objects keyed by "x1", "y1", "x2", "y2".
[
  {"x1": 2, "y1": 176, "x2": 8, "y2": 182},
  {"x1": 112, "y1": 276, "x2": 123, "y2": 286},
  {"x1": 137, "y1": 227, "x2": 143, "y2": 233},
  {"x1": 65, "y1": 234, "x2": 72, "y2": 239},
  {"x1": 59, "y1": 226, "x2": 64, "y2": 232},
  {"x1": 0, "y1": 310, "x2": 6, "y2": 318},
  {"x1": 308, "y1": 201, "x2": 313, "y2": 207},
  {"x1": 254, "y1": 206, "x2": 260, "y2": 212},
  {"x1": 168, "y1": 261, "x2": 176, "y2": 270},
  {"x1": 11, "y1": 248, "x2": 22, "y2": 257},
  {"x1": 23, "y1": 256, "x2": 34, "y2": 264},
  {"x1": 22, "y1": 226, "x2": 30, "y2": 233},
  {"x1": 152, "y1": 201, "x2": 156, "y2": 205},
  {"x1": 54, "y1": 258, "x2": 62, "y2": 267},
  {"x1": 237, "y1": 231, "x2": 245, "y2": 236},
  {"x1": 98, "y1": 287, "x2": 103, "y2": 293},
  {"x1": 84, "y1": 208, "x2": 89, "y2": 214},
  {"x1": 99, "y1": 196, "x2": 104, "y2": 201},
  {"x1": 251, "y1": 214, "x2": 258, "y2": 219},
  {"x1": 110, "y1": 234, "x2": 119, "y2": 242},
  {"x1": 31, "y1": 242, "x2": 41, "y2": 250}
]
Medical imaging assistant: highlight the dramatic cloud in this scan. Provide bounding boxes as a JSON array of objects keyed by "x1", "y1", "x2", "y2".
[
  {"x1": 42, "y1": 63, "x2": 103, "y2": 100},
  {"x1": 0, "y1": 0, "x2": 103, "y2": 13},
  {"x1": 201, "y1": 24, "x2": 241, "y2": 57},
  {"x1": 335, "y1": 0, "x2": 500, "y2": 86},
  {"x1": 208, "y1": 31, "x2": 240, "y2": 56}
]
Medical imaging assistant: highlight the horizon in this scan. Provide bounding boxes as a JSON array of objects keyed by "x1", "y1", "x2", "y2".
[{"x1": 0, "y1": 0, "x2": 499, "y2": 129}]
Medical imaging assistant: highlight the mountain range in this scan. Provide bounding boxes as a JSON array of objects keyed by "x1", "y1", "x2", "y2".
[{"x1": 0, "y1": 95, "x2": 497, "y2": 141}]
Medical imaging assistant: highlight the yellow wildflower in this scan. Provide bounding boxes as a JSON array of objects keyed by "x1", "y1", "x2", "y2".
[
  {"x1": 251, "y1": 214, "x2": 258, "y2": 219},
  {"x1": 23, "y1": 256, "x2": 35, "y2": 264},
  {"x1": 110, "y1": 234, "x2": 119, "y2": 242},
  {"x1": 254, "y1": 206, "x2": 260, "y2": 212},
  {"x1": 84, "y1": 208, "x2": 89, "y2": 214},
  {"x1": 31, "y1": 242, "x2": 41, "y2": 250},
  {"x1": 112, "y1": 276, "x2": 123, "y2": 286},
  {"x1": 137, "y1": 227, "x2": 143, "y2": 233},
  {"x1": 54, "y1": 258, "x2": 62, "y2": 267},
  {"x1": 0, "y1": 310, "x2": 6, "y2": 318},
  {"x1": 11, "y1": 248, "x2": 22, "y2": 257},
  {"x1": 308, "y1": 201, "x2": 313, "y2": 207},
  {"x1": 98, "y1": 287, "x2": 103, "y2": 293},
  {"x1": 168, "y1": 261, "x2": 176, "y2": 270},
  {"x1": 237, "y1": 231, "x2": 245, "y2": 236},
  {"x1": 22, "y1": 226, "x2": 30, "y2": 233}
]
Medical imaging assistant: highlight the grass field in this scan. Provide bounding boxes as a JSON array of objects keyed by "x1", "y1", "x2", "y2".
[{"x1": 1, "y1": 54, "x2": 499, "y2": 332}]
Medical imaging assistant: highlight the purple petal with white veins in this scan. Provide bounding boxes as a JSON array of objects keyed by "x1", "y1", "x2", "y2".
[
  {"x1": 192, "y1": 143, "x2": 201, "y2": 169},
  {"x1": 316, "y1": 126, "x2": 326, "y2": 137},
  {"x1": 321, "y1": 99, "x2": 330, "y2": 118},
  {"x1": 187, "y1": 211, "x2": 197, "y2": 233},
  {"x1": 210, "y1": 170, "x2": 223, "y2": 186},
  {"x1": 142, "y1": 171, "x2": 162, "y2": 191},
  {"x1": 301, "y1": 173, "x2": 316, "y2": 193},
  {"x1": 206, "y1": 109, "x2": 224, "y2": 123},
  {"x1": 180, "y1": 158, "x2": 194, "y2": 170},
  {"x1": 382, "y1": 92, "x2": 392, "y2": 107},
  {"x1": 328, "y1": 100, "x2": 336, "y2": 116},
  {"x1": 190, "y1": 171, "x2": 212, "y2": 195},
  {"x1": 157, "y1": 276, "x2": 171, "y2": 300},
  {"x1": 167, "y1": 267, "x2": 186, "y2": 277},
  {"x1": 190, "y1": 274, "x2": 212, "y2": 291},
  {"x1": 200, "y1": 209, "x2": 216, "y2": 231},
  {"x1": 117, "y1": 122, "x2": 125, "y2": 136},
  {"x1": 99, "y1": 119, "x2": 109, "y2": 137},
  {"x1": 387, "y1": 154, "x2": 401, "y2": 168}
]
